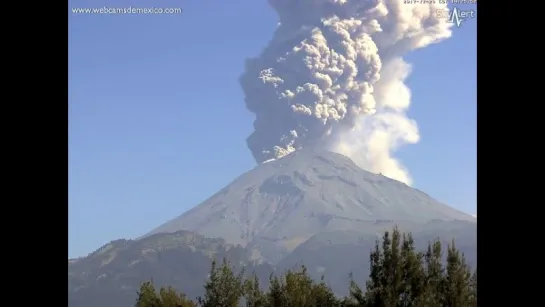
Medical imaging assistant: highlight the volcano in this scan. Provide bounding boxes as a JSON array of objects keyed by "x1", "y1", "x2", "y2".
[{"x1": 144, "y1": 148, "x2": 474, "y2": 261}]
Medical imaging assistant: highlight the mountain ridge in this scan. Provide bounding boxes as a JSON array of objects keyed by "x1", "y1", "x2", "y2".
[{"x1": 69, "y1": 221, "x2": 476, "y2": 307}]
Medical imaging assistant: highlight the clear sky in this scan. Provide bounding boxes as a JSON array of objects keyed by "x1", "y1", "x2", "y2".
[{"x1": 68, "y1": 0, "x2": 476, "y2": 259}]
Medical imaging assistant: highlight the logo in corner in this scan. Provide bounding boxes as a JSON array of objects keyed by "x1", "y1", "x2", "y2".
[{"x1": 437, "y1": 6, "x2": 476, "y2": 28}]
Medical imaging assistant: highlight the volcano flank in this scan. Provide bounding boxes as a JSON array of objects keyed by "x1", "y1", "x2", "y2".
[{"x1": 144, "y1": 148, "x2": 474, "y2": 261}]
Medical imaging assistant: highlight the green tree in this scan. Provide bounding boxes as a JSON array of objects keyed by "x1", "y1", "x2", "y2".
[
  {"x1": 363, "y1": 227, "x2": 410, "y2": 307},
  {"x1": 359, "y1": 228, "x2": 432, "y2": 307},
  {"x1": 468, "y1": 269, "x2": 477, "y2": 307},
  {"x1": 268, "y1": 266, "x2": 339, "y2": 307},
  {"x1": 442, "y1": 241, "x2": 472, "y2": 307},
  {"x1": 135, "y1": 281, "x2": 195, "y2": 307},
  {"x1": 268, "y1": 272, "x2": 287, "y2": 307},
  {"x1": 197, "y1": 258, "x2": 244, "y2": 307},
  {"x1": 311, "y1": 276, "x2": 340, "y2": 307},
  {"x1": 243, "y1": 273, "x2": 268, "y2": 307},
  {"x1": 344, "y1": 274, "x2": 366, "y2": 306},
  {"x1": 346, "y1": 228, "x2": 478, "y2": 307},
  {"x1": 283, "y1": 267, "x2": 314, "y2": 306},
  {"x1": 136, "y1": 281, "x2": 162, "y2": 307},
  {"x1": 398, "y1": 233, "x2": 425, "y2": 307},
  {"x1": 421, "y1": 240, "x2": 444, "y2": 307},
  {"x1": 159, "y1": 286, "x2": 195, "y2": 307}
]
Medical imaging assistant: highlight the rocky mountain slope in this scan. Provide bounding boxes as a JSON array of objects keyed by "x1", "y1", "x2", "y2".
[{"x1": 69, "y1": 231, "x2": 274, "y2": 307}]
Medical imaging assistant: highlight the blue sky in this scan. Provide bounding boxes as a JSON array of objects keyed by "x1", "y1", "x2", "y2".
[{"x1": 69, "y1": 0, "x2": 476, "y2": 258}]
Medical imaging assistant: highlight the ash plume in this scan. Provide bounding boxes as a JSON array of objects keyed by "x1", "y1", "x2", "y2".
[{"x1": 240, "y1": 0, "x2": 453, "y2": 185}]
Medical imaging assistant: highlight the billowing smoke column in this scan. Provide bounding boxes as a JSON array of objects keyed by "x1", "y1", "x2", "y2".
[{"x1": 240, "y1": 0, "x2": 452, "y2": 185}]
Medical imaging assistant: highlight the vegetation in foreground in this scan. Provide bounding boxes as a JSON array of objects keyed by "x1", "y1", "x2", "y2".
[{"x1": 135, "y1": 227, "x2": 477, "y2": 307}]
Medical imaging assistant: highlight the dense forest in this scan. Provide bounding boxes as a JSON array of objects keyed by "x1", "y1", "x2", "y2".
[{"x1": 134, "y1": 227, "x2": 477, "y2": 307}]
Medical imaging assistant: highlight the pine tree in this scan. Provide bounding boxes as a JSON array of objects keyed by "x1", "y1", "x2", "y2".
[
  {"x1": 468, "y1": 269, "x2": 477, "y2": 307},
  {"x1": 266, "y1": 266, "x2": 339, "y2": 307},
  {"x1": 345, "y1": 273, "x2": 366, "y2": 307},
  {"x1": 159, "y1": 286, "x2": 195, "y2": 307},
  {"x1": 442, "y1": 241, "x2": 471, "y2": 307},
  {"x1": 421, "y1": 240, "x2": 444, "y2": 307},
  {"x1": 268, "y1": 272, "x2": 287, "y2": 307},
  {"x1": 364, "y1": 227, "x2": 404, "y2": 307},
  {"x1": 135, "y1": 281, "x2": 162, "y2": 307},
  {"x1": 311, "y1": 275, "x2": 340, "y2": 307},
  {"x1": 135, "y1": 281, "x2": 195, "y2": 307},
  {"x1": 398, "y1": 233, "x2": 425, "y2": 307},
  {"x1": 243, "y1": 273, "x2": 268, "y2": 307},
  {"x1": 283, "y1": 266, "x2": 314, "y2": 306},
  {"x1": 197, "y1": 258, "x2": 244, "y2": 307},
  {"x1": 364, "y1": 235, "x2": 386, "y2": 307}
]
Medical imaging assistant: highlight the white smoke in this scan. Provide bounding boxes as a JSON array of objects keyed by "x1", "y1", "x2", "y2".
[{"x1": 240, "y1": 0, "x2": 453, "y2": 185}]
